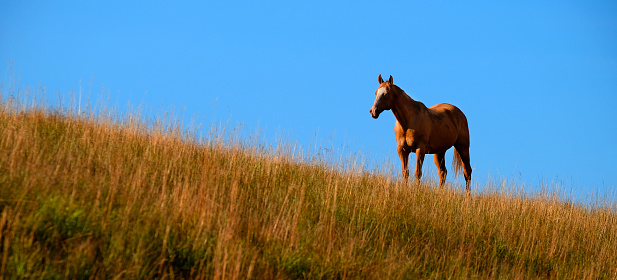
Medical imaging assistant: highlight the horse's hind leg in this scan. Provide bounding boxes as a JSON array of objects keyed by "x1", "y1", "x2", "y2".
[
  {"x1": 455, "y1": 144, "x2": 472, "y2": 194},
  {"x1": 433, "y1": 152, "x2": 447, "y2": 187}
]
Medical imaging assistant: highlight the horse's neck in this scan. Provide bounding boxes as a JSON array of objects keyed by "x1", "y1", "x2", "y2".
[{"x1": 391, "y1": 88, "x2": 424, "y2": 128}]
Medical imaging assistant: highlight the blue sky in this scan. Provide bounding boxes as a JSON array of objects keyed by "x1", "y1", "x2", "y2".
[{"x1": 2, "y1": 1, "x2": 616, "y2": 202}]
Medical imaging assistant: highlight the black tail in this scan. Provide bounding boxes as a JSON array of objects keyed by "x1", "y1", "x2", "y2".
[{"x1": 452, "y1": 148, "x2": 463, "y2": 177}]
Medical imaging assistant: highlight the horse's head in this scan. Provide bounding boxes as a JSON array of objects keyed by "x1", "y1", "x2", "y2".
[{"x1": 370, "y1": 74, "x2": 394, "y2": 119}]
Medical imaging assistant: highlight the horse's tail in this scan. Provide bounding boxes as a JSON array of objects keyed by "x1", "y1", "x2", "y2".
[{"x1": 452, "y1": 148, "x2": 464, "y2": 177}]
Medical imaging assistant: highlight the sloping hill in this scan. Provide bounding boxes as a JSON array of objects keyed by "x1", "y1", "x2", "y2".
[{"x1": 0, "y1": 96, "x2": 615, "y2": 279}]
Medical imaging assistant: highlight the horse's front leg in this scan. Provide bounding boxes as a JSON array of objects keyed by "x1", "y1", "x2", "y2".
[
  {"x1": 414, "y1": 148, "x2": 426, "y2": 184},
  {"x1": 397, "y1": 145, "x2": 410, "y2": 183}
]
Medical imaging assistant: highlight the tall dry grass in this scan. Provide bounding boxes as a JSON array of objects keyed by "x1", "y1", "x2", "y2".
[{"x1": 0, "y1": 86, "x2": 616, "y2": 279}]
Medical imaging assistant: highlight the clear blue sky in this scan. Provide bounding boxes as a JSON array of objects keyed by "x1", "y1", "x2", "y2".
[{"x1": 2, "y1": 1, "x2": 616, "y2": 202}]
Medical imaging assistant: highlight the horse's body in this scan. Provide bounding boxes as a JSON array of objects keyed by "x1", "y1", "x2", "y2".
[{"x1": 370, "y1": 75, "x2": 472, "y2": 193}]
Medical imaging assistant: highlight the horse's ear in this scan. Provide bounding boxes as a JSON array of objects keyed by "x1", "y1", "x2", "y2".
[
  {"x1": 388, "y1": 75, "x2": 393, "y2": 84},
  {"x1": 378, "y1": 74, "x2": 384, "y2": 84}
]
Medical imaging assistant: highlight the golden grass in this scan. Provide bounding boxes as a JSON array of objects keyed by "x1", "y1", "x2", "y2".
[{"x1": 0, "y1": 88, "x2": 616, "y2": 279}]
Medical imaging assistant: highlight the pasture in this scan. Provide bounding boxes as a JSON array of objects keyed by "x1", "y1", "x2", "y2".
[{"x1": 0, "y1": 90, "x2": 616, "y2": 279}]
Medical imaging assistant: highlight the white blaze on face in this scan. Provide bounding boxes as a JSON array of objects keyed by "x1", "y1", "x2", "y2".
[
  {"x1": 371, "y1": 86, "x2": 388, "y2": 118},
  {"x1": 374, "y1": 86, "x2": 387, "y2": 106},
  {"x1": 376, "y1": 86, "x2": 387, "y2": 98}
]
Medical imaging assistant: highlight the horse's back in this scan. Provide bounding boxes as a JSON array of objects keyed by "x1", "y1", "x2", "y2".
[
  {"x1": 428, "y1": 103, "x2": 470, "y2": 146},
  {"x1": 429, "y1": 103, "x2": 467, "y2": 125},
  {"x1": 429, "y1": 103, "x2": 462, "y2": 115}
]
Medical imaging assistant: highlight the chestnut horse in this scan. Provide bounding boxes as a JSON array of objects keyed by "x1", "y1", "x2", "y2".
[{"x1": 370, "y1": 75, "x2": 472, "y2": 193}]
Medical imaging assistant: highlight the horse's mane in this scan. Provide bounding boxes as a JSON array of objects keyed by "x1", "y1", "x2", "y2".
[
  {"x1": 391, "y1": 84, "x2": 425, "y2": 110},
  {"x1": 391, "y1": 84, "x2": 412, "y2": 100}
]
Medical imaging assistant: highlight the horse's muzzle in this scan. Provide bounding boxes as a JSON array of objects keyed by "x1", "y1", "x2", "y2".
[{"x1": 370, "y1": 107, "x2": 380, "y2": 119}]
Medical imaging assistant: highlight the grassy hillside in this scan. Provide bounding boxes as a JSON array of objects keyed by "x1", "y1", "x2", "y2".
[{"x1": 0, "y1": 92, "x2": 616, "y2": 279}]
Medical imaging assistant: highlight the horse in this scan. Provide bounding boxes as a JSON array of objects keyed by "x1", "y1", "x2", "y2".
[{"x1": 369, "y1": 74, "x2": 472, "y2": 193}]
